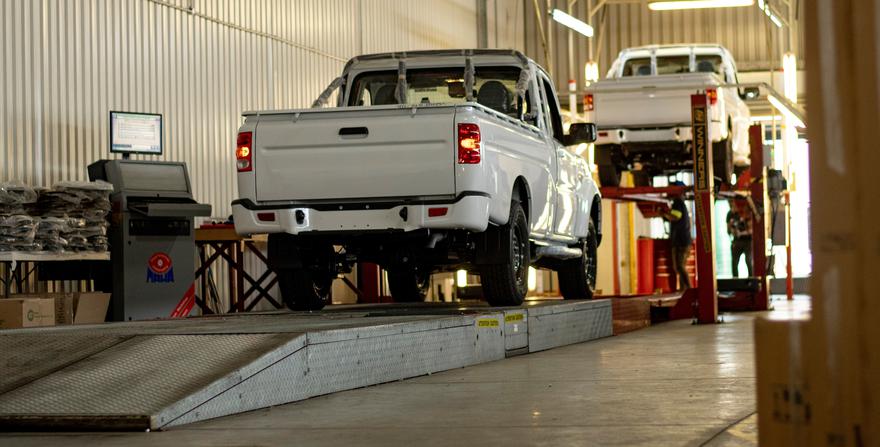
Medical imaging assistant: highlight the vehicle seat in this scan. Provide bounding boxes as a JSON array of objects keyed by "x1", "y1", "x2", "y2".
[
  {"x1": 697, "y1": 60, "x2": 716, "y2": 73},
  {"x1": 636, "y1": 65, "x2": 651, "y2": 76},
  {"x1": 372, "y1": 84, "x2": 398, "y2": 105},
  {"x1": 477, "y1": 81, "x2": 511, "y2": 114}
]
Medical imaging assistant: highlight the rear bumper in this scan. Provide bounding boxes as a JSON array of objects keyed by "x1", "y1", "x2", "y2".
[
  {"x1": 232, "y1": 193, "x2": 491, "y2": 236},
  {"x1": 596, "y1": 122, "x2": 723, "y2": 146}
]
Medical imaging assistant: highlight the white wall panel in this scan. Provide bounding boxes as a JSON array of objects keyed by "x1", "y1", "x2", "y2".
[{"x1": 1, "y1": 0, "x2": 523, "y2": 217}]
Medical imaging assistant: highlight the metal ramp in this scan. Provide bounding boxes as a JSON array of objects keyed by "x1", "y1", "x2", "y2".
[{"x1": 0, "y1": 299, "x2": 611, "y2": 431}]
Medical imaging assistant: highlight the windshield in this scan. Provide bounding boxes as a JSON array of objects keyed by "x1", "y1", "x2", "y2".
[
  {"x1": 656, "y1": 55, "x2": 691, "y2": 74},
  {"x1": 347, "y1": 66, "x2": 531, "y2": 116},
  {"x1": 620, "y1": 53, "x2": 726, "y2": 77}
]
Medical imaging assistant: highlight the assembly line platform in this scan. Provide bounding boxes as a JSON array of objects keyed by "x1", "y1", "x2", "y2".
[{"x1": 0, "y1": 299, "x2": 611, "y2": 431}]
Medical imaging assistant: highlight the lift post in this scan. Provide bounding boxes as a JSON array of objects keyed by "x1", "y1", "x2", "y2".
[
  {"x1": 748, "y1": 124, "x2": 770, "y2": 311},
  {"x1": 689, "y1": 93, "x2": 718, "y2": 324}
]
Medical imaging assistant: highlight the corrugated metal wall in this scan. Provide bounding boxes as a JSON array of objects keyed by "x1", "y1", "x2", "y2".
[
  {"x1": 1, "y1": 0, "x2": 528, "y2": 217},
  {"x1": 523, "y1": 1, "x2": 804, "y2": 90},
  {"x1": 0, "y1": 0, "x2": 525, "y2": 306}
]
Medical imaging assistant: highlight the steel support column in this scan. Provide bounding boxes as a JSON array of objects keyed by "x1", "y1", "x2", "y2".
[
  {"x1": 749, "y1": 124, "x2": 770, "y2": 311},
  {"x1": 690, "y1": 93, "x2": 718, "y2": 324}
]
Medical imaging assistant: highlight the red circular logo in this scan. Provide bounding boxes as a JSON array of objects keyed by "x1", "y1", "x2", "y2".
[{"x1": 148, "y1": 252, "x2": 172, "y2": 275}]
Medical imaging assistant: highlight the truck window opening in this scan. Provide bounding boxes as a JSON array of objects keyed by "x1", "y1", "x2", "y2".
[{"x1": 348, "y1": 67, "x2": 532, "y2": 118}]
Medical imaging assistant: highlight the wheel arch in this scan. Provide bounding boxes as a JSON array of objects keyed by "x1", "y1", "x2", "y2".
[
  {"x1": 512, "y1": 176, "x2": 532, "y2": 225},
  {"x1": 590, "y1": 194, "x2": 603, "y2": 246}
]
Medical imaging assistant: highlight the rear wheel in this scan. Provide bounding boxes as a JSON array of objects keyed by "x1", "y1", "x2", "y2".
[
  {"x1": 596, "y1": 145, "x2": 621, "y2": 187},
  {"x1": 598, "y1": 165, "x2": 621, "y2": 187},
  {"x1": 480, "y1": 200, "x2": 530, "y2": 307},
  {"x1": 713, "y1": 138, "x2": 734, "y2": 186},
  {"x1": 276, "y1": 246, "x2": 335, "y2": 311},
  {"x1": 387, "y1": 265, "x2": 431, "y2": 303},
  {"x1": 557, "y1": 221, "x2": 598, "y2": 300}
]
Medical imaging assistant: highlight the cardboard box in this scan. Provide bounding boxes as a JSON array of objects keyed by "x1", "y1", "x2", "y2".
[
  {"x1": 54, "y1": 293, "x2": 110, "y2": 324},
  {"x1": 755, "y1": 316, "x2": 813, "y2": 446},
  {"x1": 16, "y1": 293, "x2": 110, "y2": 325},
  {"x1": 70, "y1": 292, "x2": 111, "y2": 324},
  {"x1": 0, "y1": 298, "x2": 56, "y2": 329}
]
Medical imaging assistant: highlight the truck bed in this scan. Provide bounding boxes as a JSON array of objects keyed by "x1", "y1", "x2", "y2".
[
  {"x1": 589, "y1": 72, "x2": 721, "y2": 128},
  {"x1": 249, "y1": 105, "x2": 458, "y2": 203}
]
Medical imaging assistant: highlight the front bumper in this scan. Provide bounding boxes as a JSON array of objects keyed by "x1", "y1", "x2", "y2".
[
  {"x1": 596, "y1": 122, "x2": 723, "y2": 146},
  {"x1": 232, "y1": 194, "x2": 491, "y2": 236}
]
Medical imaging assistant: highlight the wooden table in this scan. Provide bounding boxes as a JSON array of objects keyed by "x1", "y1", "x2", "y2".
[
  {"x1": 195, "y1": 226, "x2": 282, "y2": 313},
  {"x1": 0, "y1": 251, "x2": 110, "y2": 297}
]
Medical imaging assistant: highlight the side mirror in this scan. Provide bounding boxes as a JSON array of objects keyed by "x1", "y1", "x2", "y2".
[
  {"x1": 564, "y1": 122, "x2": 597, "y2": 146},
  {"x1": 741, "y1": 87, "x2": 760, "y2": 100}
]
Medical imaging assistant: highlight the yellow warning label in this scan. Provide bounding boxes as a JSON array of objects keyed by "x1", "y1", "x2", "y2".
[
  {"x1": 477, "y1": 318, "x2": 499, "y2": 327},
  {"x1": 505, "y1": 313, "x2": 524, "y2": 323}
]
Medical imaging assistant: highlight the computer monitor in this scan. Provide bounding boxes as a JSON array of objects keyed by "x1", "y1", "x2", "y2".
[{"x1": 110, "y1": 111, "x2": 163, "y2": 157}]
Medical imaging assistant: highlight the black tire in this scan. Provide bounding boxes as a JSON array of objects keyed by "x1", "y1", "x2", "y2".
[
  {"x1": 632, "y1": 170, "x2": 652, "y2": 187},
  {"x1": 595, "y1": 145, "x2": 621, "y2": 187},
  {"x1": 598, "y1": 164, "x2": 621, "y2": 187},
  {"x1": 558, "y1": 221, "x2": 598, "y2": 300},
  {"x1": 713, "y1": 138, "x2": 734, "y2": 185},
  {"x1": 387, "y1": 266, "x2": 431, "y2": 303},
  {"x1": 276, "y1": 246, "x2": 335, "y2": 311},
  {"x1": 480, "y1": 200, "x2": 530, "y2": 307}
]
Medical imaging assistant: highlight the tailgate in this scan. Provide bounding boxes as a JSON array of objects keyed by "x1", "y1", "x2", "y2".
[
  {"x1": 591, "y1": 74, "x2": 719, "y2": 128},
  {"x1": 253, "y1": 106, "x2": 456, "y2": 202}
]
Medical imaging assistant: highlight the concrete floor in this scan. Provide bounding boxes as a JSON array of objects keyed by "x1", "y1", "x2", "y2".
[{"x1": 0, "y1": 302, "x2": 786, "y2": 447}]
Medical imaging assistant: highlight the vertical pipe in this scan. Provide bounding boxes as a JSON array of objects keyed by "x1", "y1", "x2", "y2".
[
  {"x1": 785, "y1": 191, "x2": 793, "y2": 300},
  {"x1": 611, "y1": 202, "x2": 620, "y2": 295},
  {"x1": 567, "y1": 1, "x2": 576, "y2": 122},
  {"x1": 628, "y1": 201, "x2": 637, "y2": 294}
]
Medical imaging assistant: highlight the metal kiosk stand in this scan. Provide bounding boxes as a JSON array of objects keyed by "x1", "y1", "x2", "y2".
[{"x1": 88, "y1": 160, "x2": 212, "y2": 321}]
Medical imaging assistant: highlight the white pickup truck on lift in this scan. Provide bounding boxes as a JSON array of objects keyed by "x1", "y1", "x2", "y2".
[
  {"x1": 233, "y1": 49, "x2": 602, "y2": 310},
  {"x1": 585, "y1": 44, "x2": 759, "y2": 186}
]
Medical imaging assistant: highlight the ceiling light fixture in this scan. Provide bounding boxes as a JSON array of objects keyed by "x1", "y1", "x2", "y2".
[
  {"x1": 648, "y1": 0, "x2": 754, "y2": 11},
  {"x1": 550, "y1": 9, "x2": 594, "y2": 37},
  {"x1": 757, "y1": 0, "x2": 784, "y2": 27}
]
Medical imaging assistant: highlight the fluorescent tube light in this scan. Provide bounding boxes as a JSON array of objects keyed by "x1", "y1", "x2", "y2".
[
  {"x1": 550, "y1": 9, "x2": 593, "y2": 37},
  {"x1": 758, "y1": 1, "x2": 784, "y2": 27},
  {"x1": 783, "y1": 52, "x2": 798, "y2": 103},
  {"x1": 648, "y1": 0, "x2": 754, "y2": 11}
]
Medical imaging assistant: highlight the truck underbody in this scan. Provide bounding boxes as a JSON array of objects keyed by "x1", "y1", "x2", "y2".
[{"x1": 596, "y1": 139, "x2": 734, "y2": 187}]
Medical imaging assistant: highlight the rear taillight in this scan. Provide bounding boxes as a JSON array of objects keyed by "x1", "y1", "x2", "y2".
[
  {"x1": 706, "y1": 88, "x2": 718, "y2": 106},
  {"x1": 428, "y1": 207, "x2": 448, "y2": 217},
  {"x1": 236, "y1": 131, "x2": 253, "y2": 172},
  {"x1": 584, "y1": 94, "x2": 594, "y2": 111},
  {"x1": 458, "y1": 123, "x2": 481, "y2": 164}
]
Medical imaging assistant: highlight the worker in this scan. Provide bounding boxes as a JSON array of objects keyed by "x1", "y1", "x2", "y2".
[
  {"x1": 662, "y1": 190, "x2": 692, "y2": 290},
  {"x1": 727, "y1": 207, "x2": 753, "y2": 277}
]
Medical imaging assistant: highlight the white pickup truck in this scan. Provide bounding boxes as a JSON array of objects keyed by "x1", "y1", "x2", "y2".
[
  {"x1": 232, "y1": 49, "x2": 602, "y2": 310},
  {"x1": 585, "y1": 44, "x2": 759, "y2": 186}
]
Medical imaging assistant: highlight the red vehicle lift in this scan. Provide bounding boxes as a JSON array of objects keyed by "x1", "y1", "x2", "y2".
[{"x1": 600, "y1": 94, "x2": 770, "y2": 323}]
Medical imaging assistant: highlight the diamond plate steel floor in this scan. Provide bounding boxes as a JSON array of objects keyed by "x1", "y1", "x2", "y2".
[{"x1": 0, "y1": 299, "x2": 611, "y2": 431}]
